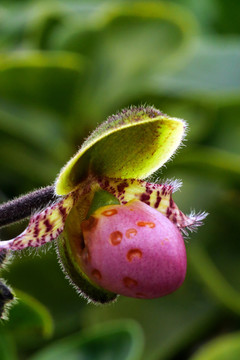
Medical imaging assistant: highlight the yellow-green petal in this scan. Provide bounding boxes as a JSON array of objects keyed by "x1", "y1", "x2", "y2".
[{"x1": 55, "y1": 106, "x2": 186, "y2": 195}]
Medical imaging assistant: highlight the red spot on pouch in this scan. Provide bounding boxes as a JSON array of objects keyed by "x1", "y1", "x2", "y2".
[
  {"x1": 109, "y1": 231, "x2": 122, "y2": 245},
  {"x1": 123, "y1": 277, "x2": 138, "y2": 288},
  {"x1": 127, "y1": 249, "x2": 142, "y2": 262},
  {"x1": 137, "y1": 221, "x2": 155, "y2": 228},
  {"x1": 92, "y1": 269, "x2": 102, "y2": 280},
  {"x1": 102, "y1": 209, "x2": 118, "y2": 217},
  {"x1": 126, "y1": 228, "x2": 137, "y2": 239},
  {"x1": 81, "y1": 216, "x2": 98, "y2": 232}
]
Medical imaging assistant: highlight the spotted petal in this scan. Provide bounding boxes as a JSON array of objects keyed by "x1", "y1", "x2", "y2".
[
  {"x1": 0, "y1": 192, "x2": 76, "y2": 252},
  {"x1": 97, "y1": 177, "x2": 206, "y2": 231}
]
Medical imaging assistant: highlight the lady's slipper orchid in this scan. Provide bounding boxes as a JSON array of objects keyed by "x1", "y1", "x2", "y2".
[{"x1": 0, "y1": 106, "x2": 206, "y2": 310}]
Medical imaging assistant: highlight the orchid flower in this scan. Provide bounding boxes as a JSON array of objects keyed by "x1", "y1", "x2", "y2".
[{"x1": 0, "y1": 106, "x2": 206, "y2": 312}]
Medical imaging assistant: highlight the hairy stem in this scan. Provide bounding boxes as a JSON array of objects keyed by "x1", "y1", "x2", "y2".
[{"x1": 0, "y1": 186, "x2": 56, "y2": 228}]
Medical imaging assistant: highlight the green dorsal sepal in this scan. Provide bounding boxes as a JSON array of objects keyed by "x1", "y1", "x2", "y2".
[{"x1": 55, "y1": 106, "x2": 186, "y2": 195}]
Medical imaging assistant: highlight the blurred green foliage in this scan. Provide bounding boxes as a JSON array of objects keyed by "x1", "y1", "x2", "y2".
[{"x1": 0, "y1": 0, "x2": 240, "y2": 359}]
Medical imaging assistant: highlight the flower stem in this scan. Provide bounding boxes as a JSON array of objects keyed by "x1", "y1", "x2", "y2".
[{"x1": 0, "y1": 186, "x2": 56, "y2": 228}]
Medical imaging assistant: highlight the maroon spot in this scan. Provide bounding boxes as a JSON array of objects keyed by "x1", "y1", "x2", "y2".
[
  {"x1": 137, "y1": 221, "x2": 155, "y2": 228},
  {"x1": 91, "y1": 269, "x2": 102, "y2": 280},
  {"x1": 140, "y1": 193, "x2": 150, "y2": 204},
  {"x1": 59, "y1": 205, "x2": 67, "y2": 221},
  {"x1": 109, "y1": 231, "x2": 122, "y2": 245},
  {"x1": 44, "y1": 219, "x2": 52, "y2": 232},
  {"x1": 117, "y1": 181, "x2": 128, "y2": 194},
  {"x1": 166, "y1": 208, "x2": 172, "y2": 218},
  {"x1": 171, "y1": 215, "x2": 177, "y2": 224},
  {"x1": 146, "y1": 187, "x2": 153, "y2": 194},
  {"x1": 13, "y1": 240, "x2": 22, "y2": 247},
  {"x1": 34, "y1": 225, "x2": 39, "y2": 238},
  {"x1": 170, "y1": 197, "x2": 175, "y2": 208},
  {"x1": 123, "y1": 277, "x2": 138, "y2": 288},
  {"x1": 161, "y1": 186, "x2": 167, "y2": 196},
  {"x1": 102, "y1": 209, "x2": 118, "y2": 217},
  {"x1": 127, "y1": 249, "x2": 142, "y2": 262},
  {"x1": 126, "y1": 228, "x2": 137, "y2": 239},
  {"x1": 154, "y1": 191, "x2": 161, "y2": 208}
]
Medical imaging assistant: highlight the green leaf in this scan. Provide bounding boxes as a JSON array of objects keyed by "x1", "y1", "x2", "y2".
[
  {"x1": 55, "y1": 1, "x2": 197, "y2": 65},
  {"x1": 148, "y1": 38, "x2": 240, "y2": 104},
  {"x1": 0, "y1": 51, "x2": 84, "y2": 115},
  {"x1": 0, "y1": 99, "x2": 70, "y2": 162},
  {"x1": 0, "y1": 332, "x2": 17, "y2": 360},
  {"x1": 189, "y1": 331, "x2": 240, "y2": 360},
  {"x1": 30, "y1": 320, "x2": 144, "y2": 360},
  {"x1": 171, "y1": 146, "x2": 240, "y2": 185},
  {"x1": 189, "y1": 244, "x2": 240, "y2": 316},
  {"x1": 54, "y1": 1, "x2": 198, "y2": 117},
  {"x1": 1, "y1": 289, "x2": 54, "y2": 341},
  {"x1": 0, "y1": 137, "x2": 59, "y2": 185},
  {"x1": 82, "y1": 282, "x2": 219, "y2": 360},
  {"x1": 55, "y1": 106, "x2": 186, "y2": 195}
]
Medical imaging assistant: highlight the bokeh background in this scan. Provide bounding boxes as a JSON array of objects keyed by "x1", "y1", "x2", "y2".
[{"x1": 0, "y1": 0, "x2": 240, "y2": 359}]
